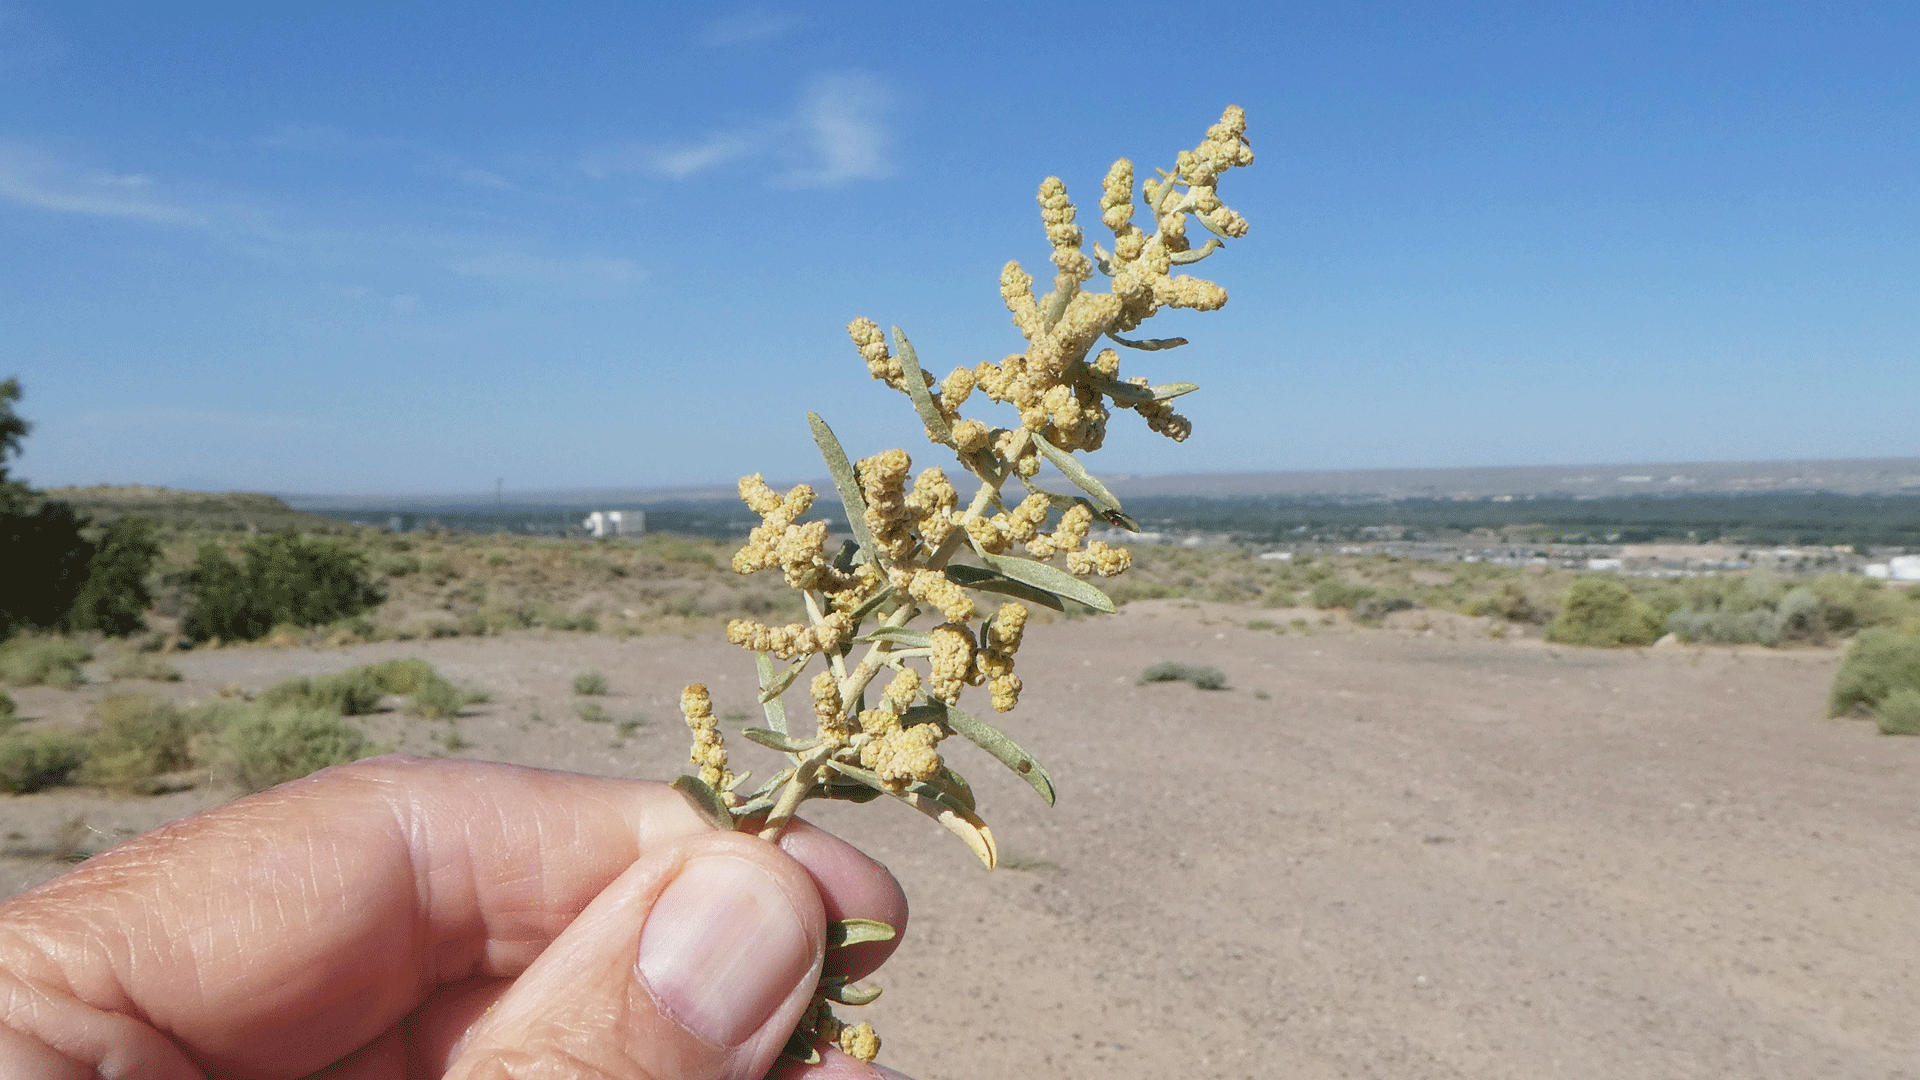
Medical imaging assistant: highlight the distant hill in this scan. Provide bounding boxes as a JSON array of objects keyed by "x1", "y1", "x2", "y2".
[
  {"x1": 44, "y1": 485, "x2": 355, "y2": 533},
  {"x1": 276, "y1": 455, "x2": 1920, "y2": 512}
]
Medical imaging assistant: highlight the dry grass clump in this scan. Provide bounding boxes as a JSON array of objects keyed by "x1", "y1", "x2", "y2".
[
  {"x1": 211, "y1": 704, "x2": 371, "y2": 792},
  {"x1": 0, "y1": 728, "x2": 91, "y2": 794},
  {"x1": 0, "y1": 636, "x2": 90, "y2": 689},
  {"x1": 103, "y1": 650, "x2": 182, "y2": 682},
  {"x1": 573, "y1": 670, "x2": 609, "y2": 695}
]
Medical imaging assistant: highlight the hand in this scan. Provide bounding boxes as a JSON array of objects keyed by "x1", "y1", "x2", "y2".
[{"x1": 0, "y1": 755, "x2": 909, "y2": 1080}]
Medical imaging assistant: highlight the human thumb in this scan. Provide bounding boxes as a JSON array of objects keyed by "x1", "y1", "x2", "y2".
[{"x1": 446, "y1": 829, "x2": 825, "y2": 1080}]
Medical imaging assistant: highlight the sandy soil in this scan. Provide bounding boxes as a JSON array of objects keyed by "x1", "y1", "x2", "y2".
[{"x1": 3, "y1": 601, "x2": 1915, "y2": 1079}]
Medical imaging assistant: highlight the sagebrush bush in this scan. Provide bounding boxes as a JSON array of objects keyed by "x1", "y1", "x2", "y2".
[
  {"x1": 1874, "y1": 686, "x2": 1920, "y2": 736},
  {"x1": 573, "y1": 670, "x2": 609, "y2": 695},
  {"x1": 214, "y1": 706, "x2": 371, "y2": 793},
  {"x1": 1310, "y1": 578, "x2": 1378, "y2": 611},
  {"x1": 0, "y1": 727, "x2": 91, "y2": 793},
  {"x1": 1546, "y1": 577, "x2": 1662, "y2": 647},
  {"x1": 1140, "y1": 661, "x2": 1228, "y2": 690},
  {"x1": 0, "y1": 687, "x2": 13, "y2": 723},
  {"x1": 1828, "y1": 629, "x2": 1920, "y2": 717},
  {"x1": 260, "y1": 671, "x2": 385, "y2": 716},
  {"x1": 105, "y1": 650, "x2": 181, "y2": 682},
  {"x1": 77, "y1": 694, "x2": 200, "y2": 790},
  {"x1": 0, "y1": 636, "x2": 91, "y2": 689},
  {"x1": 183, "y1": 533, "x2": 383, "y2": 643}
]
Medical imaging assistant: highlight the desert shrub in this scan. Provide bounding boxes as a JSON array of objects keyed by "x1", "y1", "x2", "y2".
[
  {"x1": 362, "y1": 657, "x2": 437, "y2": 695},
  {"x1": 77, "y1": 694, "x2": 199, "y2": 789},
  {"x1": 1545, "y1": 577, "x2": 1662, "y2": 648},
  {"x1": 0, "y1": 636, "x2": 91, "y2": 689},
  {"x1": 1665, "y1": 607, "x2": 1782, "y2": 646},
  {"x1": 1310, "y1": 578, "x2": 1379, "y2": 611},
  {"x1": 0, "y1": 688, "x2": 13, "y2": 723},
  {"x1": 379, "y1": 553, "x2": 422, "y2": 577},
  {"x1": 259, "y1": 671, "x2": 385, "y2": 716},
  {"x1": 405, "y1": 677, "x2": 466, "y2": 719},
  {"x1": 214, "y1": 706, "x2": 370, "y2": 793},
  {"x1": 65, "y1": 515, "x2": 161, "y2": 636},
  {"x1": 1139, "y1": 661, "x2": 1228, "y2": 690},
  {"x1": 573, "y1": 670, "x2": 609, "y2": 696},
  {"x1": 577, "y1": 702, "x2": 610, "y2": 723},
  {"x1": 105, "y1": 651, "x2": 182, "y2": 682},
  {"x1": 0, "y1": 499, "x2": 94, "y2": 638},
  {"x1": 0, "y1": 727, "x2": 91, "y2": 793},
  {"x1": 1828, "y1": 629, "x2": 1920, "y2": 717},
  {"x1": 1460, "y1": 579, "x2": 1552, "y2": 624},
  {"x1": 183, "y1": 534, "x2": 383, "y2": 643},
  {"x1": 1874, "y1": 686, "x2": 1920, "y2": 736}
]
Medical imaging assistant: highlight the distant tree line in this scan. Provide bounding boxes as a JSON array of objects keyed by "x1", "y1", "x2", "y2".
[{"x1": 0, "y1": 379, "x2": 382, "y2": 644}]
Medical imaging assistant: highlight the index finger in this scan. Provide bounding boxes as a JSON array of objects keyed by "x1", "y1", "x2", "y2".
[{"x1": 0, "y1": 756, "x2": 907, "y2": 1079}]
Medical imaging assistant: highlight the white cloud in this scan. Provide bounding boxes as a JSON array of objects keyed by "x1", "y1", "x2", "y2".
[
  {"x1": 581, "y1": 71, "x2": 892, "y2": 188},
  {"x1": 0, "y1": 140, "x2": 207, "y2": 225},
  {"x1": 699, "y1": 8, "x2": 801, "y2": 47},
  {"x1": 776, "y1": 72, "x2": 892, "y2": 188}
]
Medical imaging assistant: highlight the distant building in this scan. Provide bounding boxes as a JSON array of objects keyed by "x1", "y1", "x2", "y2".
[
  {"x1": 1586, "y1": 558, "x2": 1624, "y2": 572},
  {"x1": 582, "y1": 510, "x2": 645, "y2": 538}
]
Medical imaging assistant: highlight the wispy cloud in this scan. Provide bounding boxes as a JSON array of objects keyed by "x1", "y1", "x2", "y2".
[
  {"x1": 698, "y1": 7, "x2": 801, "y2": 47},
  {"x1": 580, "y1": 71, "x2": 892, "y2": 188},
  {"x1": 0, "y1": 140, "x2": 207, "y2": 225},
  {"x1": 776, "y1": 72, "x2": 892, "y2": 188}
]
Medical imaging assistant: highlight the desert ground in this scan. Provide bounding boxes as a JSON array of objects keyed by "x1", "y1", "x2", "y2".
[{"x1": 3, "y1": 601, "x2": 1914, "y2": 1079}]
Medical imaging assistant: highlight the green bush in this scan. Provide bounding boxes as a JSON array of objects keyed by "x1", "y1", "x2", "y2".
[
  {"x1": 183, "y1": 534, "x2": 383, "y2": 643},
  {"x1": 76, "y1": 694, "x2": 200, "y2": 790},
  {"x1": 1139, "y1": 661, "x2": 1228, "y2": 690},
  {"x1": 1310, "y1": 578, "x2": 1378, "y2": 611},
  {"x1": 577, "y1": 702, "x2": 610, "y2": 723},
  {"x1": 405, "y1": 677, "x2": 465, "y2": 719},
  {"x1": 1827, "y1": 629, "x2": 1920, "y2": 717},
  {"x1": 214, "y1": 706, "x2": 371, "y2": 793},
  {"x1": 573, "y1": 670, "x2": 609, "y2": 695},
  {"x1": 0, "y1": 636, "x2": 91, "y2": 689},
  {"x1": 1874, "y1": 686, "x2": 1920, "y2": 736},
  {"x1": 0, "y1": 727, "x2": 91, "y2": 793},
  {"x1": 1545, "y1": 577, "x2": 1662, "y2": 648},
  {"x1": 65, "y1": 515, "x2": 160, "y2": 636},
  {"x1": 0, "y1": 687, "x2": 13, "y2": 724}
]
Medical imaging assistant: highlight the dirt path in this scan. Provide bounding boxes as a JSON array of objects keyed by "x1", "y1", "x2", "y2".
[{"x1": 3, "y1": 602, "x2": 1914, "y2": 1078}]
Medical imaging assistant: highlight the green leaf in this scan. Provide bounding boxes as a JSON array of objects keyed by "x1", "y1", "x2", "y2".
[
  {"x1": 976, "y1": 551, "x2": 1116, "y2": 613},
  {"x1": 854, "y1": 626, "x2": 931, "y2": 648},
  {"x1": 937, "y1": 703, "x2": 1056, "y2": 805},
  {"x1": 1195, "y1": 211, "x2": 1236, "y2": 240},
  {"x1": 670, "y1": 775, "x2": 737, "y2": 831},
  {"x1": 826, "y1": 918, "x2": 898, "y2": 948},
  {"x1": 782, "y1": 1036, "x2": 821, "y2": 1065},
  {"x1": 944, "y1": 563, "x2": 1065, "y2": 612},
  {"x1": 758, "y1": 655, "x2": 809, "y2": 704},
  {"x1": 1107, "y1": 332, "x2": 1188, "y2": 351},
  {"x1": 819, "y1": 975, "x2": 883, "y2": 1005},
  {"x1": 754, "y1": 652, "x2": 788, "y2": 735},
  {"x1": 1030, "y1": 431, "x2": 1122, "y2": 514},
  {"x1": 808, "y1": 412, "x2": 877, "y2": 557},
  {"x1": 1168, "y1": 237, "x2": 1223, "y2": 264},
  {"x1": 891, "y1": 326, "x2": 954, "y2": 446},
  {"x1": 932, "y1": 766, "x2": 978, "y2": 813},
  {"x1": 743, "y1": 728, "x2": 822, "y2": 754},
  {"x1": 847, "y1": 587, "x2": 897, "y2": 624}
]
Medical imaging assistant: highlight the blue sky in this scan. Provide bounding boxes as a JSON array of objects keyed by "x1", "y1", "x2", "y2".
[{"x1": 3, "y1": 1, "x2": 1916, "y2": 495}]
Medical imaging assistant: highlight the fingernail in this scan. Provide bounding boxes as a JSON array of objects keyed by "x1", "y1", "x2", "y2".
[{"x1": 638, "y1": 856, "x2": 813, "y2": 1047}]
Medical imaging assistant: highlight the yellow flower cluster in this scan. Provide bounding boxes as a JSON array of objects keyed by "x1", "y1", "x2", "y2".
[
  {"x1": 797, "y1": 997, "x2": 880, "y2": 1062},
  {"x1": 732, "y1": 475, "x2": 846, "y2": 592},
  {"x1": 679, "y1": 684, "x2": 734, "y2": 794},
  {"x1": 726, "y1": 613, "x2": 852, "y2": 660}
]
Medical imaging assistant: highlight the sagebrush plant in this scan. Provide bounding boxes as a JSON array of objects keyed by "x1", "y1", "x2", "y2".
[{"x1": 666, "y1": 107, "x2": 1254, "y2": 1065}]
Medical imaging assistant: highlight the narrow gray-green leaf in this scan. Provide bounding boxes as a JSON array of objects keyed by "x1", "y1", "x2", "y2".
[
  {"x1": 670, "y1": 775, "x2": 738, "y2": 831},
  {"x1": 1195, "y1": 211, "x2": 1235, "y2": 240},
  {"x1": 976, "y1": 551, "x2": 1116, "y2": 613},
  {"x1": 891, "y1": 325, "x2": 954, "y2": 446},
  {"x1": 847, "y1": 587, "x2": 898, "y2": 624},
  {"x1": 743, "y1": 728, "x2": 822, "y2": 754},
  {"x1": 819, "y1": 976, "x2": 883, "y2": 1006},
  {"x1": 1107, "y1": 333, "x2": 1188, "y2": 351},
  {"x1": 1030, "y1": 430, "x2": 1121, "y2": 514},
  {"x1": 854, "y1": 626, "x2": 931, "y2": 648},
  {"x1": 808, "y1": 411, "x2": 877, "y2": 557},
  {"x1": 754, "y1": 652, "x2": 788, "y2": 735},
  {"x1": 944, "y1": 563, "x2": 1065, "y2": 612},
  {"x1": 1040, "y1": 278, "x2": 1077, "y2": 330},
  {"x1": 1148, "y1": 381, "x2": 1199, "y2": 401},
  {"x1": 1168, "y1": 238, "x2": 1222, "y2": 264},
  {"x1": 1087, "y1": 374, "x2": 1155, "y2": 405},
  {"x1": 758, "y1": 655, "x2": 809, "y2": 704},
  {"x1": 932, "y1": 766, "x2": 978, "y2": 813},
  {"x1": 938, "y1": 703, "x2": 1056, "y2": 805},
  {"x1": 782, "y1": 1036, "x2": 821, "y2": 1065},
  {"x1": 826, "y1": 919, "x2": 898, "y2": 948},
  {"x1": 821, "y1": 758, "x2": 891, "y2": 793}
]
